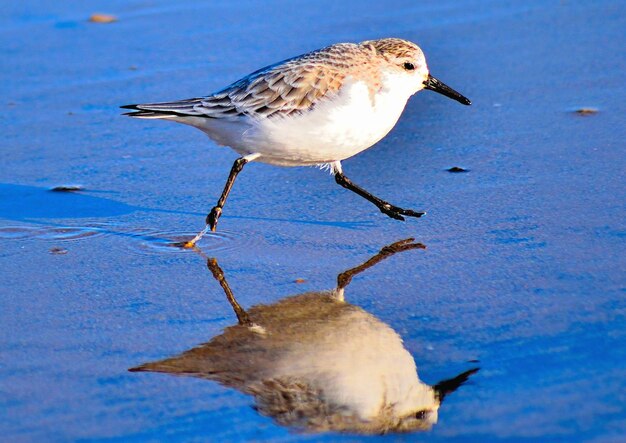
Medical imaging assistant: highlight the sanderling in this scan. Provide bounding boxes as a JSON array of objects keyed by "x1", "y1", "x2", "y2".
[{"x1": 122, "y1": 38, "x2": 471, "y2": 247}]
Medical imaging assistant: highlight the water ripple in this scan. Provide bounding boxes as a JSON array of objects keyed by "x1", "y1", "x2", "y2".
[
  {"x1": 0, "y1": 224, "x2": 251, "y2": 256},
  {"x1": 125, "y1": 228, "x2": 245, "y2": 255},
  {"x1": 0, "y1": 226, "x2": 102, "y2": 241}
]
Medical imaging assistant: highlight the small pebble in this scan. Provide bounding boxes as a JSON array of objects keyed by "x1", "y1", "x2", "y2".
[
  {"x1": 447, "y1": 166, "x2": 468, "y2": 173},
  {"x1": 89, "y1": 14, "x2": 117, "y2": 23},
  {"x1": 50, "y1": 247, "x2": 68, "y2": 255},
  {"x1": 50, "y1": 185, "x2": 84, "y2": 192},
  {"x1": 574, "y1": 107, "x2": 598, "y2": 116}
]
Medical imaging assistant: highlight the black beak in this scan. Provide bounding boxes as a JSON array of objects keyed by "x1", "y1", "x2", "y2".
[
  {"x1": 424, "y1": 74, "x2": 471, "y2": 105},
  {"x1": 434, "y1": 367, "x2": 479, "y2": 403}
]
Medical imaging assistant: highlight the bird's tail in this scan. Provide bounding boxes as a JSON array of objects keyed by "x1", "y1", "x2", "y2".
[
  {"x1": 121, "y1": 98, "x2": 204, "y2": 119},
  {"x1": 121, "y1": 108, "x2": 171, "y2": 119}
]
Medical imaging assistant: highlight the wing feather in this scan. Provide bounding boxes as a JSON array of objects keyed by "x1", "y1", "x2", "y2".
[{"x1": 123, "y1": 43, "x2": 372, "y2": 120}]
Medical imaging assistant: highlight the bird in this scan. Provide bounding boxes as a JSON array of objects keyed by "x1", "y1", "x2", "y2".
[
  {"x1": 122, "y1": 38, "x2": 471, "y2": 247},
  {"x1": 129, "y1": 239, "x2": 479, "y2": 434}
]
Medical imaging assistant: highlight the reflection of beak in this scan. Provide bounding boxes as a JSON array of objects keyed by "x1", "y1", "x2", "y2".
[
  {"x1": 424, "y1": 74, "x2": 471, "y2": 105},
  {"x1": 434, "y1": 367, "x2": 479, "y2": 402}
]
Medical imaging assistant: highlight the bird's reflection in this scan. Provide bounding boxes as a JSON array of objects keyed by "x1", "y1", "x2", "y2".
[{"x1": 130, "y1": 239, "x2": 478, "y2": 434}]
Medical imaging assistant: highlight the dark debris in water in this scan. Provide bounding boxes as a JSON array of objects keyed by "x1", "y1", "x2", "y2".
[
  {"x1": 88, "y1": 14, "x2": 117, "y2": 24},
  {"x1": 573, "y1": 107, "x2": 599, "y2": 116},
  {"x1": 49, "y1": 247, "x2": 68, "y2": 255},
  {"x1": 447, "y1": 166, "x2": 469, "y2": 173},
  {"x1": 50, "y1": 185, "x2": 84, "y2": 192}
]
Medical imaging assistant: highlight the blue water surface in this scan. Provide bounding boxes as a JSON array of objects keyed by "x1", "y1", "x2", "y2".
[{"x1": 1, "y1": 1, "x2": 625, "y2": 441}]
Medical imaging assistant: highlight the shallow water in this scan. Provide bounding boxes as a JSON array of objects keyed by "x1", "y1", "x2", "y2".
[{"x1": 1, "y1": 1, "x2": 625, "y2": 441}]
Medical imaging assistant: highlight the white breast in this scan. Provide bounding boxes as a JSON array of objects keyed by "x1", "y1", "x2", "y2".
[{"x1": 234, "y1": 75, "x2": 414, "y2": 166}]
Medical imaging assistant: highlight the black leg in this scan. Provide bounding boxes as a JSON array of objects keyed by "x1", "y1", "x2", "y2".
[
  {"x1": 334, "y1": 171, "x2": 425, "y2": 221},
  {"x1": 207, "y1": 157, "x2": 248, "y2": 232},
  {"x1": 177, "y1": 156, "x2": 249, "y2": 248}
]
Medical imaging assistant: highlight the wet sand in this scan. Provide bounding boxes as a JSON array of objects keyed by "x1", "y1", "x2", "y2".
[{"x1": 1, "y1": 0, "x2": 625, "y2": 441}]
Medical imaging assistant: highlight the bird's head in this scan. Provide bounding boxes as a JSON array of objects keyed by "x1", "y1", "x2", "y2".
[{"x1": 362, "y1": 37, "x2": 471, "y2": 105}]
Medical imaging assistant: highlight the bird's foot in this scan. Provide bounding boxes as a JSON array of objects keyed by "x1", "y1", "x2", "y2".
[
  {"x1": 172, "y1": 225, "x2": 211, "y2": 249},
  {"x1": 169, "y1": 206, "x2": 222, "y2": 249},
  {"x1": 380, "y1": 238, "x2": 427, "y2": 255},
  {"x1": 171, "y1": 239, "x2": 199, "y2": 249},
  {"x1": 379, "y1": 203, "x2": 425, "y2": 221},
  {"x1": 206, "y1": 206, "x2": 222, "y2": 232}
]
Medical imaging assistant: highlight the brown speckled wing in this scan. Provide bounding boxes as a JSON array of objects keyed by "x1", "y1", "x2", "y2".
[
  {"x1": 199, "y1": 44, "x2": 366, "y2": 119},
  {"x1": 127, "y1": 43, "x2": 376, "y2": 120}
]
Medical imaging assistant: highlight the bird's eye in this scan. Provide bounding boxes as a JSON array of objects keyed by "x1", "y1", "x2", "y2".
[
  {"x1": 415, "y1": 410, "x2": 427, "y2": 419},
  {"x1": 403, "y1": 62, "x2": 415, "y2": 71}
]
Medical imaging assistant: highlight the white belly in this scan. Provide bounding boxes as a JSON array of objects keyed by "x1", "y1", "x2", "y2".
[{"x1": 189, "y1": 79, "x2": 412, "y2": 166}]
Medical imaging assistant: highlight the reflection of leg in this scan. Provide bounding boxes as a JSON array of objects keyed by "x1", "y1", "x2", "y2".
[
  {"x1": 334, "y1": 169, "x2": 425, "y2": 221},
  {"x1": 336, "y1": 238, "x2": 425, "y2": 290},
  {"x1": 206, "y1": 258, "x2": 252, "y2": 326}
]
